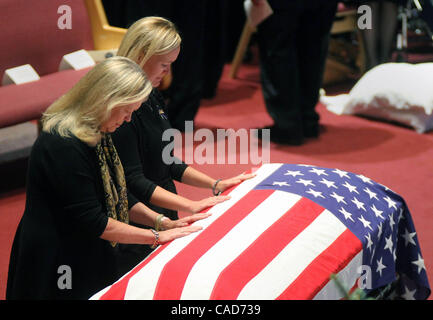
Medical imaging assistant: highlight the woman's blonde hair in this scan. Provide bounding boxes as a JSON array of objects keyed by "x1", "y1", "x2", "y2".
[
  {"x1": 41, "y1": 57, "x2": 152, "y2": 146},
  {"x1": 117, "y1": 16, "x2": 181, "y2": 67}
]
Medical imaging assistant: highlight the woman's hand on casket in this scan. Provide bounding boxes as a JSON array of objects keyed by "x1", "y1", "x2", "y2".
[
  {"x1": 214, "y1": 173, "x2": 256, "y2": 194},
  {"x1": 162, "y1": 212, "x2": 211, "y2": 230},
  {"x1": 187, "y1": 195, "x2": 231, "y2": 213},
  {"x1": 159, "y1": 223, "x2": 204, "y2": 243}
]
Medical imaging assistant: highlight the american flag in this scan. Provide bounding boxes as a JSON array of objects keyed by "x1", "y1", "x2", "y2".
[{"x1": 91, "y1": 163, "x2": 430, "y2": 300}]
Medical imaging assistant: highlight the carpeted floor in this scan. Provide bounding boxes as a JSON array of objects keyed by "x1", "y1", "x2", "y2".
[{"x1": 0, "y1": 62, "x2": 432, "y2": 300}]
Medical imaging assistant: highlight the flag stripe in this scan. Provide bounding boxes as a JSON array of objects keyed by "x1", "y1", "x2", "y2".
[
  {"x1": 180, "y1": 191, "x2": 303, "y2": 299},
  {"x1": 96, "y1": 164, "x2": 279, "y2": 300},
  {"x1": 98, "y1": 189, "x2": 232, "y2": 300},
  {"x1": 208, "y1": 196, "x2": 324, "y2": 300},
  {"x1": 98, "y1": 244, "x2": 167, "y2": 300},
  {"x1": 152, "y1": 189, "x2": 275, "y2": 299},
  {"x1": 92, "y1": 163, "x2": 430, "y2": 300},
  {"x1": 277, "y1": 229, "x2": 363, "y2": 300},
  {"x1": 313, "y1": 251, "x2": 363, "y2": 300},
  {"x1": 237, "y1": 210, "x2": 347, "y2": 299}
]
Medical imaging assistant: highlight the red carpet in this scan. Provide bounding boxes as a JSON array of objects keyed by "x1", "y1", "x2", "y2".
[{"x1": 0, "y1": 63, "x2": 432, "y2": 300}]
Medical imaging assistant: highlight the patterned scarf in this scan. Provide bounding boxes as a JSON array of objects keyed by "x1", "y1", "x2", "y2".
[{"x1": 95, "y1": 134, "x2": 129, "y2": 247}]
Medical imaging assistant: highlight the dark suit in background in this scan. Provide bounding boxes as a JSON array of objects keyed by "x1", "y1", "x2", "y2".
[
  {"x1": 103, "y1": 0, "x2": 244, "y2": 131},
  {"x1": 256, "y1": 0, "x2": 338, "y2": 144}
]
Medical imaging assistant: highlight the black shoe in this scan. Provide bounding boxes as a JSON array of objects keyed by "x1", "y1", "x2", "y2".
[{"x1": 256, "y1": 125, "x2": 304, "y2": 146}]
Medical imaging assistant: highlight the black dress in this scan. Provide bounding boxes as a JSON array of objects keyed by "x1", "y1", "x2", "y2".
[
  {"x1": 6, "y1": 131, "x2": 138, "y2": 300},
  {"x1": 112, "y1": 88, "x2": 188, "y2": 220}
]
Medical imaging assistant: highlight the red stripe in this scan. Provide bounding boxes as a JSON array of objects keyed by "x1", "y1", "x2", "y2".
[
  {"x1": 276, "y1": 229, "x2": 362, "y2": 300},
  {"x1": 99, "y1": 244, "x2": 167, "y2": 300},
  {"x1": 209, "y1": 197, "x2": 324, "y2": 299},
  {"x1": 99, "y1": 169, "x2": 254, "y2": 299},
  {"x1": 152, "y1": 189, "x2": 275, "y2": 299}
]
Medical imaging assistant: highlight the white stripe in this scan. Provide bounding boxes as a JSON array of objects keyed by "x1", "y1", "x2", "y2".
[
  {"x1": 180, "y1": 191, "x2": 302, "y2": 299},
  {"x1": 121, "y1": 163, "x2": 283, "y2": 299},
  {"x1": 201, "y1": 163, "x2": 283, "y2": 219},
  {"x1": 92, "y1": 163, "x2": 284, "y2": 300},
  {"x1": 237, "y1": 210, "x2": 347, "y2": 299},
  {"x1": 313, "y1": 250, "x2": 363, "y2": 300}
]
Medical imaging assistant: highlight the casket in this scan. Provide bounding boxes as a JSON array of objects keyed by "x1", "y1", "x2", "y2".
[{"x1": 91, "y1": 163, "x2": 430, "y2": 300}]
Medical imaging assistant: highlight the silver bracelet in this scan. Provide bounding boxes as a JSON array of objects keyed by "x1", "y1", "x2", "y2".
[
  {"x1": 155, "y1": 214, "x2": 167, "y2": 231},
  {"x1": 150, "y1": 229, "x2": 160, "y2": 249},
  {"x1": 212, "y1": 179, "x2": 222, "y2": 196}
]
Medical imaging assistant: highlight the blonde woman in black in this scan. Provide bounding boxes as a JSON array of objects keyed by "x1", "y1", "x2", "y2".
[
  {"x1": 114, "y1": 17, "x2": 254, "y2": 221},
  {"x1": 6, "y1": 57, "x2": 208, "y2": 300},
  {"x1": 112, "y1": 17, "x2": 255, "y2": 270}
]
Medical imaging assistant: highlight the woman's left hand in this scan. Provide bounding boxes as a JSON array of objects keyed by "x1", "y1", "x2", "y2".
[
  {"x1": 215, "y1": 173, "x2": 256, "y2": 194},
  {"x1": 162, "y1": 212, "x2": 211, "y2": 230}
]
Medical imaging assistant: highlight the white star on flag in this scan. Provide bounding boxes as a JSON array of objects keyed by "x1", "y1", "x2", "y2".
[
  {"x1": 365, "y1": 233, "x2": 373, "y2": 252},
  {"x1": 371, "y1": 204, "x2": 384, "y2": 220},
  {"x1": 273, "y1": 181, "x2": 290, "y2": 187},
  {"x1": 377, "y1": 222, "x2": 383, "y2": 239},
  {"x1": 319, "y1": 178, "x2": 338, "y2": 189},
  {"x1": 383, "y1": 196, "x2": 397, "y2": 210},
  {"x1": 284, "y1": 170, "x2": 303, "y2": 177},
  {"x1": 309, "y1": 168, "x2": 328, "y2": 176},
  {"x1": 358, "y1": 215, "x2": 373, "y2": 231},
  {"x1": 357, "y1": 174, "x2": 374, "y2": 185},
  {"x1": 342, "y1": 181, "x2": 359, "y2": 194},
  {"x1": 402, "y1": 228, "x2": 417, "y2": 247},
  {"x1": 352, "y1": 197, "x2": 366, "y2": 211},
  {"x1": 384, "y1": 235, "x2": 393, "y2": 254},
  {"x1": 332, "y1": 168, "x2": 350, "y2": 179},
  {"x1": 370, "y1": 245, "x2": 376, "y2": 264},
  {"x1": 364, "y1": 187, "x2": 378, "y2": 200},
  {"x1": 330, "y1": 192, "x2": 347, "y2": 204},
  {"x1": 339, "y1": 207, "x2": 354, "y2": 222},
  {"x1": 306, "y1": 189, "x2": 325, "y2": 199},
  {"x1": 397, "y1": 208, "x2": 405, "y2": 222},
  {"x1": 376, "y1": 257, "x2": 387, "y2": 277},
  {"x1": 296, "y1": 179, "x2": 315, "y2": 187},
  {"x1": 412, "y1": 254, "x2": 426, "y2": 274},
  {"x1": 389, "y1": 213, "x2": 395, "y2": 231}
]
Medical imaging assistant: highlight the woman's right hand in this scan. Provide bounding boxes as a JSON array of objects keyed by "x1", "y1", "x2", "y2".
[
  {"x1": 158, "y1": 224, "x2": 203, "y2": 244},
  {"x1": 188, "y1": 195, "x2": 230, "y2": 213}
]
